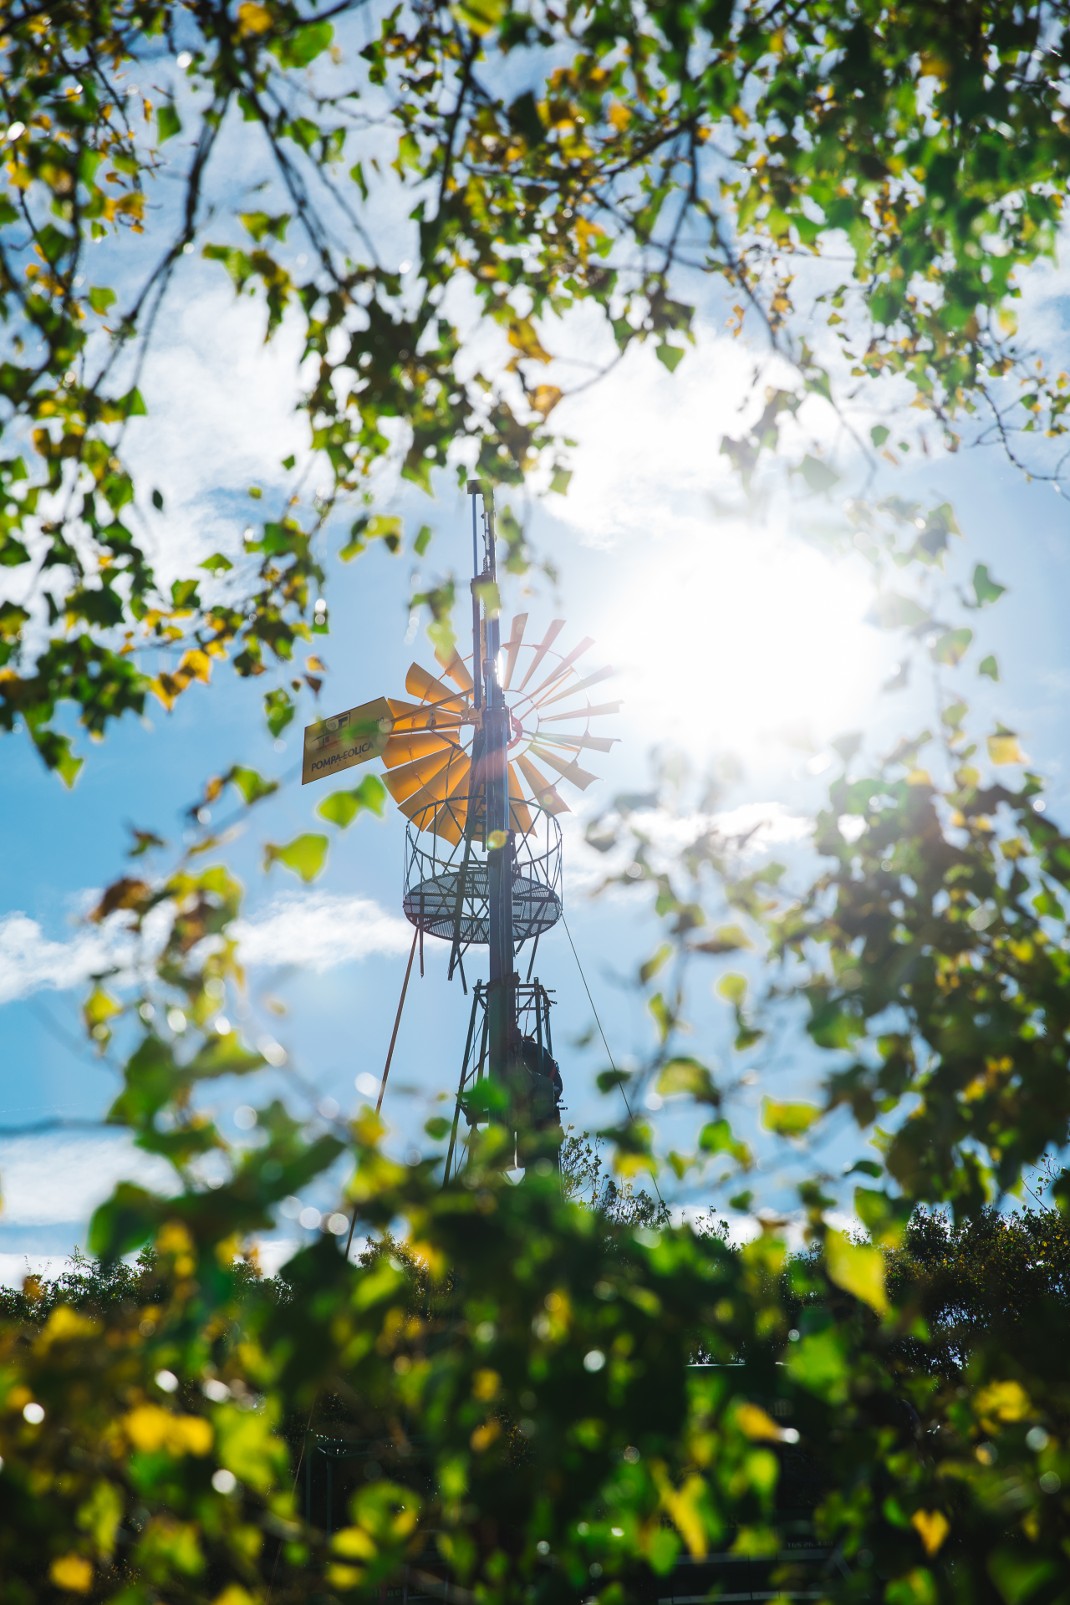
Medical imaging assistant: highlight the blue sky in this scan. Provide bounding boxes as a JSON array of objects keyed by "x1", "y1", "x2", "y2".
[{"x1": 3, "y1": 34, "x2": 1070, "y2": 1278}]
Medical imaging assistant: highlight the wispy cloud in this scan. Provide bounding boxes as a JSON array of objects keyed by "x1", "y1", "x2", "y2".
[
  {"x1": 0, "y1": 914, "x2": 119, "y2": 1007},
  {"x1": 0, "y1": 889, "x2": 413, "y2": 1008},
  {"x1": 0, "y1": 1131, "x2": 172, "y2": 1226},
  {"x1": 233, "y1": 891, "x2": 413, "y2": 971}
]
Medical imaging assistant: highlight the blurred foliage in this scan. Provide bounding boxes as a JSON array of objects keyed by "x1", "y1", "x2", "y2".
[
  {"x1": 4, "y1": 0, "x2": 1070, "y2": 773},
  {"x1": 4, "y1": 3, "x2": 1070, "y2": 1603}
]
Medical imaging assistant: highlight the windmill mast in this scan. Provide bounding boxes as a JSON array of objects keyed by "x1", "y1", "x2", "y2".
[
  {"x1": 470, "y1": 481, "x2": 515, "y2": 1096},
  {"x1": 302, "y1": 486, "x2": 618, "y2": 1174}
]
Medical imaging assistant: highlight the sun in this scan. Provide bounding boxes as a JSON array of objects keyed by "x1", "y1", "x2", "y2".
[{"x1": 592, "y1": 523, "x2": 885, "y2": 764}]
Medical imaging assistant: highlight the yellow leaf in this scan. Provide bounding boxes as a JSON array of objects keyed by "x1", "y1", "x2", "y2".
[
  {"x1": 987, "y1": 732, "x2": 1025, "y2": 766},
  {"x1": 472, "y1": 1368, "x2": 500, "y2": 1402},
  {"x1": 825, "y1": 1229, "x2": 889, "y2": 1316},
  {"x1": 653, "y1": 1466, "x2": 708, "y2": 1559},
  {"x1": 530, "y1": 384, "x2": 563, "y2": 416},
  {"x1": 507, "y1": 317, "x2": 552, "y2": 364},
  {"x1": 608, "y1": 101, "x2": 631, "y2": 132},
  {"x1": 470, "y1": 1419, "x2": 501, "y2": 1452},
  {"x1": 237, "y1": 0, "x2": 273, "y2": 34},
  {"x1": 49, "y1": 1556, "x2": 93, "y2": 1594},
  {"x1": 42, "y1": 1306, "x2": 100, "y2": 1344},
  {"x1": 735, "y1": 1401, "x2": 787, "y2": 1442},
  {"x1": 124, "y1": 1404, "x2": 212, "y2": 1456},
  {"x1": 178, "y1": 647, "x2": 212, "y2": 685},
  {"x1": 912, "y1": 1509, "x2": 949, "y2": 1555},
  {"x1": 331, "y1": 1527, "x2": 375, "y2": 1561},
  {"x1": 975, "y1": 1379, "x2": 1031, "y2": 1424}
]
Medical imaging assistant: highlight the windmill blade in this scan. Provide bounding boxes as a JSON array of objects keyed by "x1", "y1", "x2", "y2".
[
  {"x1": 517, "y1": 753, "x2": 570, "y2": 815},
  {"x1": 389, "y1": 706, "x2": 467, "y2": 737},
  {"x1": 395, "y1": 753, "x2": 472, "y2": 823},
  {"x1": 507, "y1": 762, "x2": 534, "y2": 834},
  {"x1": 515, "y1": 619, "x2": 566, "y2": 691},
  {"x1": 527, "y1": 740, "x2": 599, "y2": 791},
  {"x1": 385, "y1": 695, "x2": 463, "y2": 727},
  {"x1": 540, "y1": 699, "x2": 622, "y2": 724},
  {"x1": 383, "y1": 728, "x2": 460, "y2": 769},
  {"x1": 381, "y1": 746, "x2": 457, "y2": 801},
  {"x1": 521, "y1": 635, "x2": 595, "y2": 707},
  {"x1": 405, "y1": 662, "x2": 469, "y2": 711},
  {"x1": 501, "y1": 613, "x2": 528, "y2": 691},
  {"x1": 429, "y1": 808, "x2": 464, "y2": 846},
  {"x1": 435, "y1": 645, "x2": 474, "y2": 695},
  {"x1": 536, "y1": 664, "x2": 615, "y2": 710},
  {"x1": 530, "y1": 729, "x2": 618, "y2": 755}
]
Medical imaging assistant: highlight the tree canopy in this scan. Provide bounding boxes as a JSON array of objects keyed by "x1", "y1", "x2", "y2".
[{"x1": 4, "y1": 4, "x2": 1070, "y2": 1604}]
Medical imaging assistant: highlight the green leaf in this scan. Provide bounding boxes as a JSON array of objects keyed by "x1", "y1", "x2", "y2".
[
  {"x1": 717, "y1": 973, "x2": 747, "y2": 1005},
  {"x1": 276, "y1": 19, "x2": 333, "y2": 67},
  {"x1": 187, "y1": 1032, "x2": 266, "y2": 1078},
  {"x1": 264, "y1": 687, "x2": 295, "y2": 738},
  {"x1": 639, "y1": 942, "x2": 673, "y2": 984},
  {"x1": 979, "y1": 653, "x2": 1000, "y2": 680},
  {"x1": 316, "y1": 774, "x2": 387, "y2": 828},
  {"x1": 825, "y1": 1229, "x2": 889, "y2": 1315},
  {"x1": 88, "y1": 1182, "x2": 159, "y2": 1261},
  {"x1": 762, "y1": 1098, "x2": 821, "y2": 1138},
  {"x1": 227, "y1": 765, "x2": 278, "y2": 805},
  {"x1": 88, "y1": 285, "x2": 117, "y2": 315},
  {"x1": 264, "y1": 832, "x2": 329, "y2": 882},
  {"x1": 932, "y1": 627, "x2": 972, "y2": 666},
  {"x1": 799, "y1": 454, "x2": 840, "y2": 494},
  {"x1": 656, "y1": 1057, "x2": 718, "y2": 1102},
  {"x1": 972, "y1": 562, "x2": 1006, "y2": 606},
  {"x1": 655, "y1": 342, "x2": 685, "y2": 373},
  {"x1": 451, "y1": 0, "x2": 507, "y2": 33},
  {"x1": 156, "y1": 101, "x2": 182, "y2": 143}
]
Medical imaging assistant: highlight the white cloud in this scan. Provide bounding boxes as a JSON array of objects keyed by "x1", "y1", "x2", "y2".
[
  {"x1": 0, "y1": 1253, "x2": 77, "y2": 1289},
  {"x1": 0, "y1": 913, "x2": 120, "y2": 1007},
  {"x1": 0, "y1": 889, "x2": 413, "y2": 1008},
  {"x1": 0, "y1": 1131, "x2": 172, "y2": 1226},
  {"x1": 233, "y1": 891, "x2": 413, "y2": 971}
]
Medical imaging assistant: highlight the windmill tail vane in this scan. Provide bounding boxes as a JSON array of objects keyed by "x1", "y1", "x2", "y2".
[{"x1": 301, "y1": 482, "x2": 619, "y2": 1175}]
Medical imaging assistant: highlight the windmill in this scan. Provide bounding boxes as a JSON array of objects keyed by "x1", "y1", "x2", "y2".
[{"x1": 302, "y1": 483, "x2": 618, "y2": 1176}]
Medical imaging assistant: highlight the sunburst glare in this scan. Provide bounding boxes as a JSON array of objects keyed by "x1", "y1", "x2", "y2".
[{"x1": 593, "y1": 523, "x2": 886, "y2": 763}]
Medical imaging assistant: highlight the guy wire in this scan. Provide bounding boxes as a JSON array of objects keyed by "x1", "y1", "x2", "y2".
[{"x1": 560, "y1": 911, "x2": 665, "y2": 1209}]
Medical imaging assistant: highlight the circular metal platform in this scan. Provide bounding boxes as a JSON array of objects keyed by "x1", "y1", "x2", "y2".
[{"x1": 402, "y1": 798, "x2": 562, "y2": 946}]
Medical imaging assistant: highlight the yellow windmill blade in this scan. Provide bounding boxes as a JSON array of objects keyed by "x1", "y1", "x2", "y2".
[
  {"x1": 531, "y1": 729, "x2": 618, "y2": 755},
  {"x1": 383, "y1": 727, "x2": 461, "y2": 769},
  {"x1": 386, "y1": 696, "x2": 467, "y2": 739},
  {"x1": 517, "y1": 753, "x2": 569, "y2": 815},
  {"x1": 526, "y1": 741, "x2": 599, "y2": 792},
  {"x1": 515, "y1": 619, "x2": 566, "y2": 691},
  {"x1": 381, "y1": 745, "x2": 458, "y2": 803},
  {"x1": 535, "y1": 664, "x2": 616, "y2": 710},
  {"x1": 518, "y1": 635, "x2": 595, "y2": 708},
  {"x1": 539, "y1": 699, "x2": 622, "y2": 724},
  {"x1": 405, "y1": 662, "x2": 469, "y2": 711},
  {"x1": 501, "y1": 612, "x2": 528, "y2": 691},
  {"x1": 435, "y1": 645, "x2": 475, "y2": 695},
  {"x1": 396, "y1": 752, "x2": 472, "y2": 827}
]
